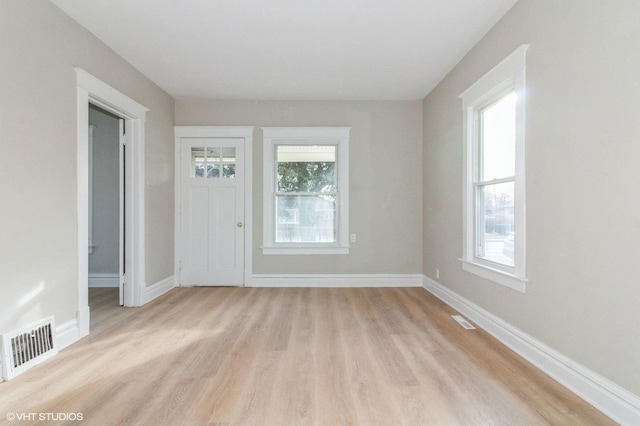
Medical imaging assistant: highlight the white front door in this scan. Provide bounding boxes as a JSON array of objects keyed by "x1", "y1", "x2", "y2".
[{"x1": 180, "y1": 138, "x2": 245, "y2": 286}]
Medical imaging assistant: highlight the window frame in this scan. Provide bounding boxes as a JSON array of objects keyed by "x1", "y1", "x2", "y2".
[
  {"x1": 459, "y1": 45, "x2": 528, "y2": 292},
  {"x1": 262, "y1": 127, "x2": 350, "y2": 255}
]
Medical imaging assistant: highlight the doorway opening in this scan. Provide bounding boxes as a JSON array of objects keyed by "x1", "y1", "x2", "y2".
[
  {"x1": 75, "y1": 68, "x2": 148, "y2": 340},
  {"x1": 88, "y1": 104, "x2": 124, "y2": 306}
]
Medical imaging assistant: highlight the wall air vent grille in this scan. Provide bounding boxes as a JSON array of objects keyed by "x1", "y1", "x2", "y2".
[{"x1": 1, "y1": 316, "x2": 58, "y2": 381}]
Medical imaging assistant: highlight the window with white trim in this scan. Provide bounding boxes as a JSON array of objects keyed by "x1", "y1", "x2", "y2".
[
  {"x1": 459, "y1": 45, "x2": 528, "y2": 292},
  {"x1": 262, "y1": 127, "x2": 350, "y2": 255}
]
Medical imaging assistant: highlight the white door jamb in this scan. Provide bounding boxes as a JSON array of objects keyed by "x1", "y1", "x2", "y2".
[{"x1": 75, "y1": 68, "x2": 149, "y2": 339}]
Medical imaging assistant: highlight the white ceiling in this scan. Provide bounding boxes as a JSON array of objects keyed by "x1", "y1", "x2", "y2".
[{"x1": 52, "y1": 0, "x2": 518, "y2": 100}]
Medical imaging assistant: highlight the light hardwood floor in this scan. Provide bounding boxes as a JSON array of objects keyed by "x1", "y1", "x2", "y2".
[{"x1": 0, "y1": 287, "x2": 612, "y2": 425}]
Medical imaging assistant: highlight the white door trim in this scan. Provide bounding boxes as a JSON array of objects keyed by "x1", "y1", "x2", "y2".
[
  {"x1": 174, "y1": 126, "x2": 253, "y2": 287},
  {"x1": 118, "y1": 119, "x2": 126, "y2": 306},
  {"x1": 75, "y1": 68, "x2": 148, "y2": 339}
]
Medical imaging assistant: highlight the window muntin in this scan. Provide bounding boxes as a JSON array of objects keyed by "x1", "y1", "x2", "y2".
[{"x1": 262, "y1": 127, "x2": 350, "y2": 255}]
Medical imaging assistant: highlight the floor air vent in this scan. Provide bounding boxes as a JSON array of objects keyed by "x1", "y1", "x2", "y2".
[
  {"x1": 451, "y1": 315, "x2": 476, "y2": 330},
  {"x1": 1, "y1": 316, "x2": 58, "y2": 381}
]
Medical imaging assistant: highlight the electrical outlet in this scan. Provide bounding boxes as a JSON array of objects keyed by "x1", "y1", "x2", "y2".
[
  {"x1": 350, "y1": 233, "x2": 357, "y2": 243},
  {"x1": 436, "y1": 268, "x2": 440, "y2": 279}
]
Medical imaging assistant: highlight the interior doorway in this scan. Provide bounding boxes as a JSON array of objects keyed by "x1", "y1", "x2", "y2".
[
  {"x1": 75, "y1": 68, "x2": 148, "y2": 340},
  {"x1": 88, "y1": 104, "x2": 124, "y2": 305}
]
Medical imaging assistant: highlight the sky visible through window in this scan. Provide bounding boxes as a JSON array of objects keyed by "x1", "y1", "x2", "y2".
[{"x1": 481, "y1": 92, "x2": 516, "y2": 181}]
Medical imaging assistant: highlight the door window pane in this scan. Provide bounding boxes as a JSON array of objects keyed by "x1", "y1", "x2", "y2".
[
  {"x1": 206, "y1": 147, "x2": 220, "y2": 178},
  {"x1": 191, "y1": 147, "x2": 206, "y2": 178},
  {"x1": 223, "y1": 164, "x2": 235, "y2": 178},
  {"x1": 206, "y1": 164, "x2": 220, "y2": 178},
  {"x1": 191, "y1": 146, "x2": 236, "y2": 179},
  {"x1": 222, "y1": 147, "x2": 236, "y2": 179}
]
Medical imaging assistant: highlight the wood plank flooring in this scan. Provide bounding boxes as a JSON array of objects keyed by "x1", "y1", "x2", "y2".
[{"x1": 0, "y1": 287, "x2": 613, "y2": 425}]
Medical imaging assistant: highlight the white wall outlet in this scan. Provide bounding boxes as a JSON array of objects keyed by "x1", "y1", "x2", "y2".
[
  {"x1": 436, "y1": 268, "x2": 440, "y2": 279},
  {"x1": 350, "y1": 233, "x2": 357, "y2": 243}
]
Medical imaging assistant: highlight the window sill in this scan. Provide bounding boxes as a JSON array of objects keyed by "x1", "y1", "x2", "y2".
[
  {"x1": 459, "y1": 258, "x2": 526, "y2": 293},
  {"x1": 262, "y1": 245, "x2": 350, "y2": 255}
]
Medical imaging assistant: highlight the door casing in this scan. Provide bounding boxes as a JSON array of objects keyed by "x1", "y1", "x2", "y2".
[{"x1": 76, "y1": 68, "x2": 149, "y2": 339}]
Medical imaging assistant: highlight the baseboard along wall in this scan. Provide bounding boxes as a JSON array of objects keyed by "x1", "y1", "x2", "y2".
[
  {"x1": 88, "y1": 273, "x2": 119, "y2": 288},
  {"x1": 143, "y1": 275, "x2": 176, "y2": 304},
  {"x1": 421, "y1": 275, "x2": 640, "y2": 426},
  {"x1": 249, "y1": 274, "x2": 423, "y2": 288}
]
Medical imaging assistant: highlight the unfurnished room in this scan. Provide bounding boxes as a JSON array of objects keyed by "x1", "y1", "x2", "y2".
[{"x1": 1, "y1": 0, "x2": 639, "y2": 424}]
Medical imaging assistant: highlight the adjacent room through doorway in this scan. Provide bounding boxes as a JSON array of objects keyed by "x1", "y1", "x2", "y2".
[{"x1": 88, "y1": 104, "x2": 123, "y2": 306}]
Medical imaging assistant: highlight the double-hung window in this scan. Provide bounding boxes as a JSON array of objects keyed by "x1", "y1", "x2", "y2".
[
  {"x1": 459, "y1": 45, "x2": 528, "y2": 292},
  {"x1": 262, "y1": 127, "x2": 350, "y2": 254}
]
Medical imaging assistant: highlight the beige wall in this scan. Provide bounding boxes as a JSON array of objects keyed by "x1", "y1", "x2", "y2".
[
  {"x1": 0, "y1": 0, "x2": 175, "y2": 334},
  {"x1": 422, "y1": 0, "x2": 640, "y2": 394},
  {"x1": 176, "y1": 99, "x2": 423, "y2": 274}
]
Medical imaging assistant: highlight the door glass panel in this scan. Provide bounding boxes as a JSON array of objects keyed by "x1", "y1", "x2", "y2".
[
  {"x1": 207, "y1": 147, "x2": 221, "y2": 160},
  {"x1": 207, "y1": 164, "x2": 220, "y2": 178},
  {"x1": 222, "y1": 147, "x2": 236, "y2": 179},
  {"x1": 223, "y1": 164, "x2": 235, "y2": 179},
  {"x1": 191, "y1": 146, "x2": 236, "y2": 179},
  {"x1": 191, "y1": 147, "x2": 205, "y2": 178},
  {"x1": 206, "y1": 147, "x2": 220, "y2": 178}
]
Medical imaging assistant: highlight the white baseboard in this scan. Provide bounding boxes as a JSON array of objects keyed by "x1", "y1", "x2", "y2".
[
  {"x1": 56, "y1": 318, "x2": 80, "y2": 351},
  {"x1": 249, "y1": 274, "x2": 423, "y2": 288},
  {"x1": 422, "y1": 275, "x2": 640, "y2": 426},
  {"x1": 88, "y1": 273, "x2": 119, "y2": 288},
  {"x1": 77, "y1": 305, "x2": 90, "y2": 339},
  {"x1": 143, "y1": 275, "x2": 175, "y2": 304}
]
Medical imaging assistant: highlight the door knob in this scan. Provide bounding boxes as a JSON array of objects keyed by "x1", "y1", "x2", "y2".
[{"x1": 237, "y1": 222, "x2": 244, "y2": 228}]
